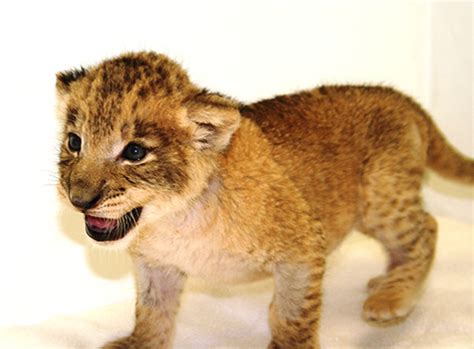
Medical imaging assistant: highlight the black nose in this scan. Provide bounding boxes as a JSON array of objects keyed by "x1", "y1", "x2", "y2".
[{"x1": 70, "y1": 193, "x2": 102, "y2": 210}]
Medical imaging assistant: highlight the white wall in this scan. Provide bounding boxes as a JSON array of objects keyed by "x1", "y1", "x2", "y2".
[{"x1": 0, "y1": 0, "x2": 471, "y2": 326}]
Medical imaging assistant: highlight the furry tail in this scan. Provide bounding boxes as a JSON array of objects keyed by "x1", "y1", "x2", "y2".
[{"x1": 425, "y1": 117, "x2": 474, "y2": 185}]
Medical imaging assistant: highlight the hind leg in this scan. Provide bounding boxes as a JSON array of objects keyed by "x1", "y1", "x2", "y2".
[{"x1": 361, "y1": 166, "x2": 437, "y2": 326}]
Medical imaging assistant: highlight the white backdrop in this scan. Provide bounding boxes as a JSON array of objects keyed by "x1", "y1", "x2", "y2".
[{"x1": 0, "y1": 0, "x2": 471, "y2": 327}]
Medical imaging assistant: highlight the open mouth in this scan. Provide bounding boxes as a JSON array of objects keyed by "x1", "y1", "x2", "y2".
[{"x1": 85, "y1": 207, "x2": 142, "y2": 242}]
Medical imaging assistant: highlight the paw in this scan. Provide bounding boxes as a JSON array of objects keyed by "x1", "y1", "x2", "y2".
[{"x1": 363, "y1": 290, "x2": 413, "y2": 326}]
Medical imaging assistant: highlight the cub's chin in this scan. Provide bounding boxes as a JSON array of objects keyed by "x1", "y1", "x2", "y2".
[{"x1": 84, "y1": 207, "x2": 142, "y2": 245}]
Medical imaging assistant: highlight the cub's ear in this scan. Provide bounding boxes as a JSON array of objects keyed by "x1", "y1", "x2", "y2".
[
  {"x1": 185, "y1": 91, "x2": 241, "y2": 151},
  {"x1": 56, "y1": 66, "x2": 87, "y2": 93}
]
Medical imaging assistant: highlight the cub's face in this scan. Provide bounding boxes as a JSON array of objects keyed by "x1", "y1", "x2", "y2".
[{"x1": 56, "y1": 52, "x2": 240, "y2": 247}]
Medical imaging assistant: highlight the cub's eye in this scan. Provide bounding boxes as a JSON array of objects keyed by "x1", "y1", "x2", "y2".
[
  {"x1": 122, "y1": 142, "x2": 147, "y2": 162},
  {"x1": 68, "y1": 133, "x2": 82, "y2": 152}
]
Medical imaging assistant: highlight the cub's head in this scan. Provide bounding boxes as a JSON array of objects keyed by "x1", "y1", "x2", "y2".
[{"x1": 56, "y1": 52, "x2": 240, "y2": 247}]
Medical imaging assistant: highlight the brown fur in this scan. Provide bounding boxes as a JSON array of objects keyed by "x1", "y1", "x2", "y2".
[{"x1": 56, "y1": 52, "x2": 474, "y2": 348}]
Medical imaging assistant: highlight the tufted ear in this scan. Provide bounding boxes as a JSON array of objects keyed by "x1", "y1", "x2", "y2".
[
  {"x1": 56, "y1": 66, "x2": 88, "y2": 93},
  {"x1": 185, "y1": 91, "x2": 241, "y2": 151}
]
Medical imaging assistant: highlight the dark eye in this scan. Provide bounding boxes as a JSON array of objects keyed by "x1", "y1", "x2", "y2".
[
  {"x1": 68, "y1": 133, "x2": 81, "y2": 152},
  {"x1": 122, "y1": 142, "x2": 147, "y2": 162}
]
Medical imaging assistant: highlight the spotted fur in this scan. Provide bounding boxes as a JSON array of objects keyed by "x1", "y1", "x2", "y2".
[{"x1": 56, "y1": 52, "x2": 474, "y2": 349}]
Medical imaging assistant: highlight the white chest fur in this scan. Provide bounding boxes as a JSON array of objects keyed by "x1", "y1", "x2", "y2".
[
  {"x1": 135, "y1": 184, "x2": 269, "y2": 284},
  {"x1": 142, "y1": 228, "x2": 268, "y2": 283}
]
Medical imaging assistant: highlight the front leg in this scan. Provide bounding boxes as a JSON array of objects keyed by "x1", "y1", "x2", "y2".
[
  {"x1": 103, "y1": 262, "x2": 186, "y2": 349},
  {"x1": 269, "y1": 255, "x2": 326, "y2": 349}
]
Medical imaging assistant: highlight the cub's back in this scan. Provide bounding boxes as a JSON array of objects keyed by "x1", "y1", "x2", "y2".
[{"x1": 239, "y1": 86, "x2": 425, "y2": 250}]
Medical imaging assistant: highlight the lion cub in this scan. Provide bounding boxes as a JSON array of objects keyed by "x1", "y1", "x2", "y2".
[{"x1": 56, "y1": 52, "x2": 473, "y2": 349}]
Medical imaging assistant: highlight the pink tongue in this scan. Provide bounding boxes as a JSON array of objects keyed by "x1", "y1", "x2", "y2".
[{"x1": 86, "y1": 216, "x2": 118, "y2": 231}]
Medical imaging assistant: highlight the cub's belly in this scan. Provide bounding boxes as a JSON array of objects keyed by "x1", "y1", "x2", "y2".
[{"x1": 140, "y1": 236, "x2": 270, "y2": 284}]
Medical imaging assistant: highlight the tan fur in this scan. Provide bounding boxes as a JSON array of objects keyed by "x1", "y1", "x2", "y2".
[{"x1": 56, "y1": 52, "x2": 474, "y2": 348}]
